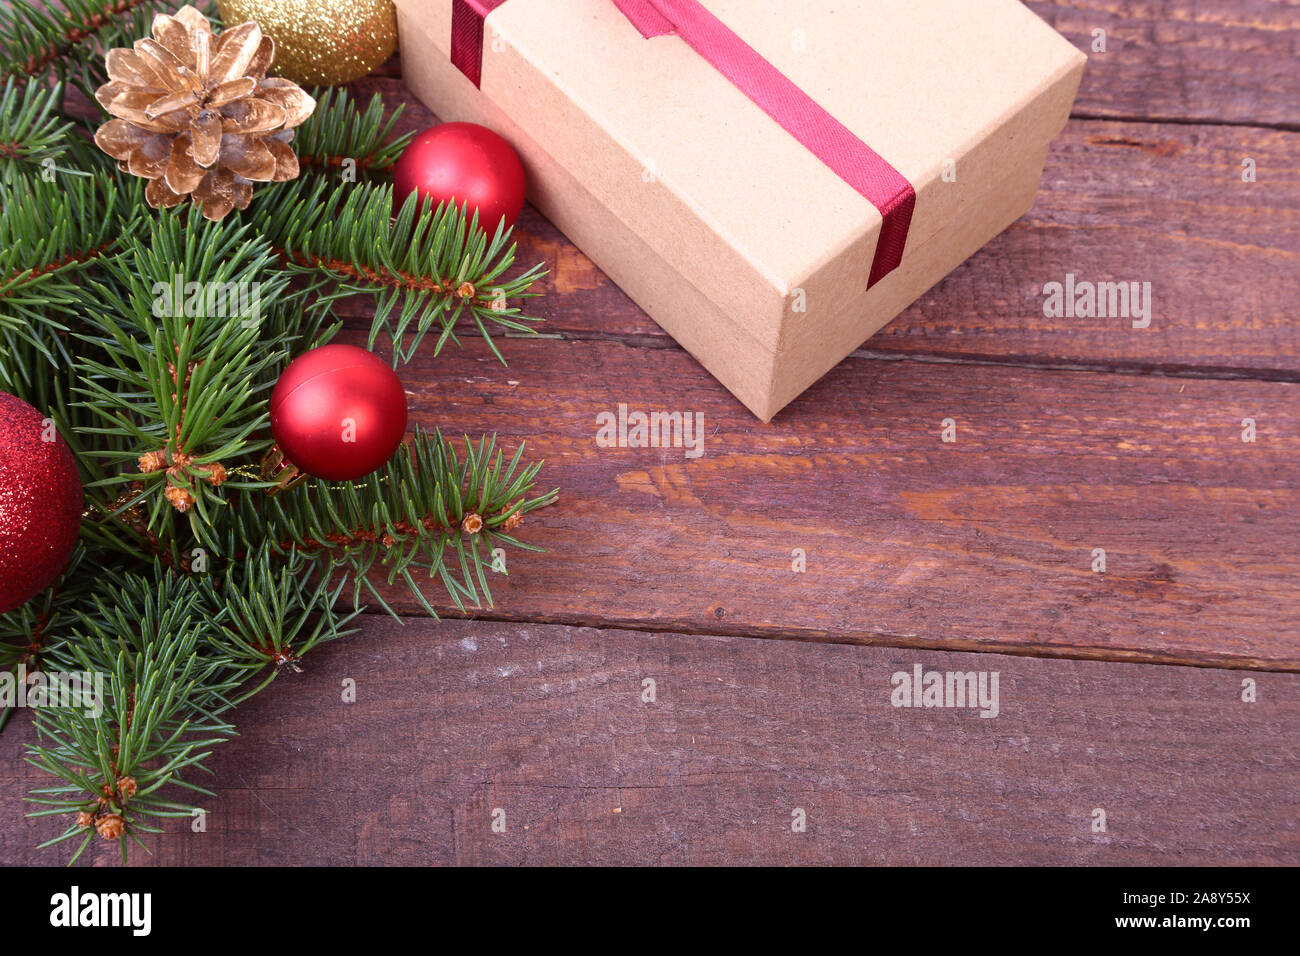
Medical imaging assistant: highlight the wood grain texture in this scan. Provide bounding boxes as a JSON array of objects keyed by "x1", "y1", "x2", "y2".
[
  {"x1": 1023, "y1": 0, "x2": 1300, "y2": 128},
  {"x1": 351, "y1": 75, "x2": 1300, "y2": 378},
  {"x1": 309, "y1": 326, "x2": 1300, "y2": 671},
  {"x1": 1, "y1": 618, "x2": 1293, "y2": 866}
]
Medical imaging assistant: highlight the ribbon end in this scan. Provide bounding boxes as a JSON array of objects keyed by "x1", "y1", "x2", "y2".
[{"x1": 867, "y1": 187, "x2": 915, "y2": 288}]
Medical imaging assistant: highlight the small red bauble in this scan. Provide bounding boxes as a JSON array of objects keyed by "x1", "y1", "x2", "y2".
[
  {"x1": 392, "y1": 122, "x2": 526, "y2": 232},
  {"x1": 269, "y1": 345, "x2": 408, "y2": 481},
  {"x1": 0, "y1": 392, "x2": 83, "y2": 614}
]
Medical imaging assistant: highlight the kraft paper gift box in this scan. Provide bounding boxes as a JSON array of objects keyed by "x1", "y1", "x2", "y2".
[{"x1": 394, "y1": 0, "x2": 1086, "y2": 421}]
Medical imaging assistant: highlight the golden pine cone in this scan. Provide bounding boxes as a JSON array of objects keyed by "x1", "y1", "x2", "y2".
[{"x1": 92, "y1": 5, "x2": 315, "y2": 221}]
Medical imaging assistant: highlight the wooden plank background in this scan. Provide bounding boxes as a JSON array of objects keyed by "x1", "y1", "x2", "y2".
[
  {"x1": 2, "y1": 0, "x2": 1297, "y2": 865},
  {"x1": 2, "y1": 619, "x2": 1296, "y2": 865}
]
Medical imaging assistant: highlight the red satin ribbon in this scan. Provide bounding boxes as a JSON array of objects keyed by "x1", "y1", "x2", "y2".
[
  {"x1": 450, "y1": 0, "x2": 505, "y2": 88},
  {"x1": 449, "y1": 0, "x2": 914, "y2": 287}
]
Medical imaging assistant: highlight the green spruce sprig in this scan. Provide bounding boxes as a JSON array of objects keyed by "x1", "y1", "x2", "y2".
[
  {"x1": 24, "y1": 570, "x2": 241, "y2": 864},
  {"x1": 0, "y1": 549, "x2": 94, "y2": 731},
  {"x1": 255, "y1": 180, "x2": 546, "y2": 365},
  {"x1": 0, "y1": 168, "x2": 138, "y2": 359},
  {"x1": 201, "y1": 544, "x2": 363, "y2": 686},
  {"x1": 24, "y1": 558, "x2": 364, "y2": 863},
  {"x1": 0, "y1": 77, "x2": 78, "y2": 180},
  {"x1": 293, "y1": 86, "x2": 415, "y2": 176},
  {"x1": 73, "y1": 209, "x2": 292, "y2": 550},
  {"x1": 0, "y1": 0, "x2": 561, "y2": 865},
  {"x1": 232, "y1": 427, "x2": 558, "y2": 617},
  {"x1": 0, "y1": 0, "x2": 178, "y2": 92}
]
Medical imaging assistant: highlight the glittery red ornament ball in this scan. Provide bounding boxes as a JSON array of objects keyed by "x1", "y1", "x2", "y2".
[
  {"x1": 392, "y1": 122, "x2": 526, "y2": 232},
  {"x1": 0, "y1": 392, "x2": 83, "y2": 615},
  {"x1": 269, "y1": 345, "x2": 408, "y2": 481}
]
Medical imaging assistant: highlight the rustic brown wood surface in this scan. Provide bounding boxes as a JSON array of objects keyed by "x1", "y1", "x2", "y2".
[
  {"x1": 2, "y1": 0, "x2": 1298, "y2": 866},
  {"x1": 347, "y1": 328, "x2": 1300, "y2": 671},
  {"x1": 1023, "y1": 0, "x2": 1300, "y2": 129},
  {"x1": 2, "y1": 619, "x2": 1296, "y2": 865}
]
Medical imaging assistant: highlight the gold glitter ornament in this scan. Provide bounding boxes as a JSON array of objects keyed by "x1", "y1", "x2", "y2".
[{"x1": 216, "y1": 0, "x2": 397, "y2": 87}]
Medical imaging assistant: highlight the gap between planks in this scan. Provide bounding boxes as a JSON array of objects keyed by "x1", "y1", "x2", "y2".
[
  {"x1": 1069, "y1": 111, "x2": 1300, "y2": 134},
  {"x1": 350, "y1": 606, "x2": 1300, "y2": 675},
  {"x1": 497, "y1": 327, "x2": 1300, "y2": 386}
]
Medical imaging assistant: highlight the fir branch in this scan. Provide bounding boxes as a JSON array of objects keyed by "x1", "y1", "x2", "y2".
[
  {"x1": 200, "y1": 544, "x2": 362, "y2": 695},
  {"x1": 0, "y1": 168, "x2": 138, "y2": 358},
  {"x1": 0, "y1": 549, "x2": 95, "y2": 731},
  {"x1": 232, "y1": 427, "x2": 558, "y2": 617},
  {"x1": 293, "y1": 86, "x2": 414, "y2": 176},
  {"x1": 73, "y1": 207, "x2": 294, "y2": 550},
  {"x1": 0, "y1": 0, "x2": 171, "y2": 80},
  {"x1": 253, "y1": 179, "x2": 547, "y2": 365},
  {"x1": 25, "y1": 570, "x2": 241, "y2": 863},
  {"x1": 0, "y1": 76, "x2": 77, "y2": 179},
  {"x1": 6, "y1": 0, "x2": 564, "y2": 865}
]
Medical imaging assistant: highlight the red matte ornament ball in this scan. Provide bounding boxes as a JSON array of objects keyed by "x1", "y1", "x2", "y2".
[
  {"x1": 269, "y1": 345, "x2": 409, "y2": 481},
  {"x1": 392, "y1": 122, "x2": 526, "y2": 232},
  {"x1": 0, "y1": 392, "x2": 83, "y2": 615}
]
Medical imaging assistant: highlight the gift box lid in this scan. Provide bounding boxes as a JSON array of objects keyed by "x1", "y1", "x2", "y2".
[{"x1": 399, "y1": 0, "x2": 1085, "y2": 352}]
